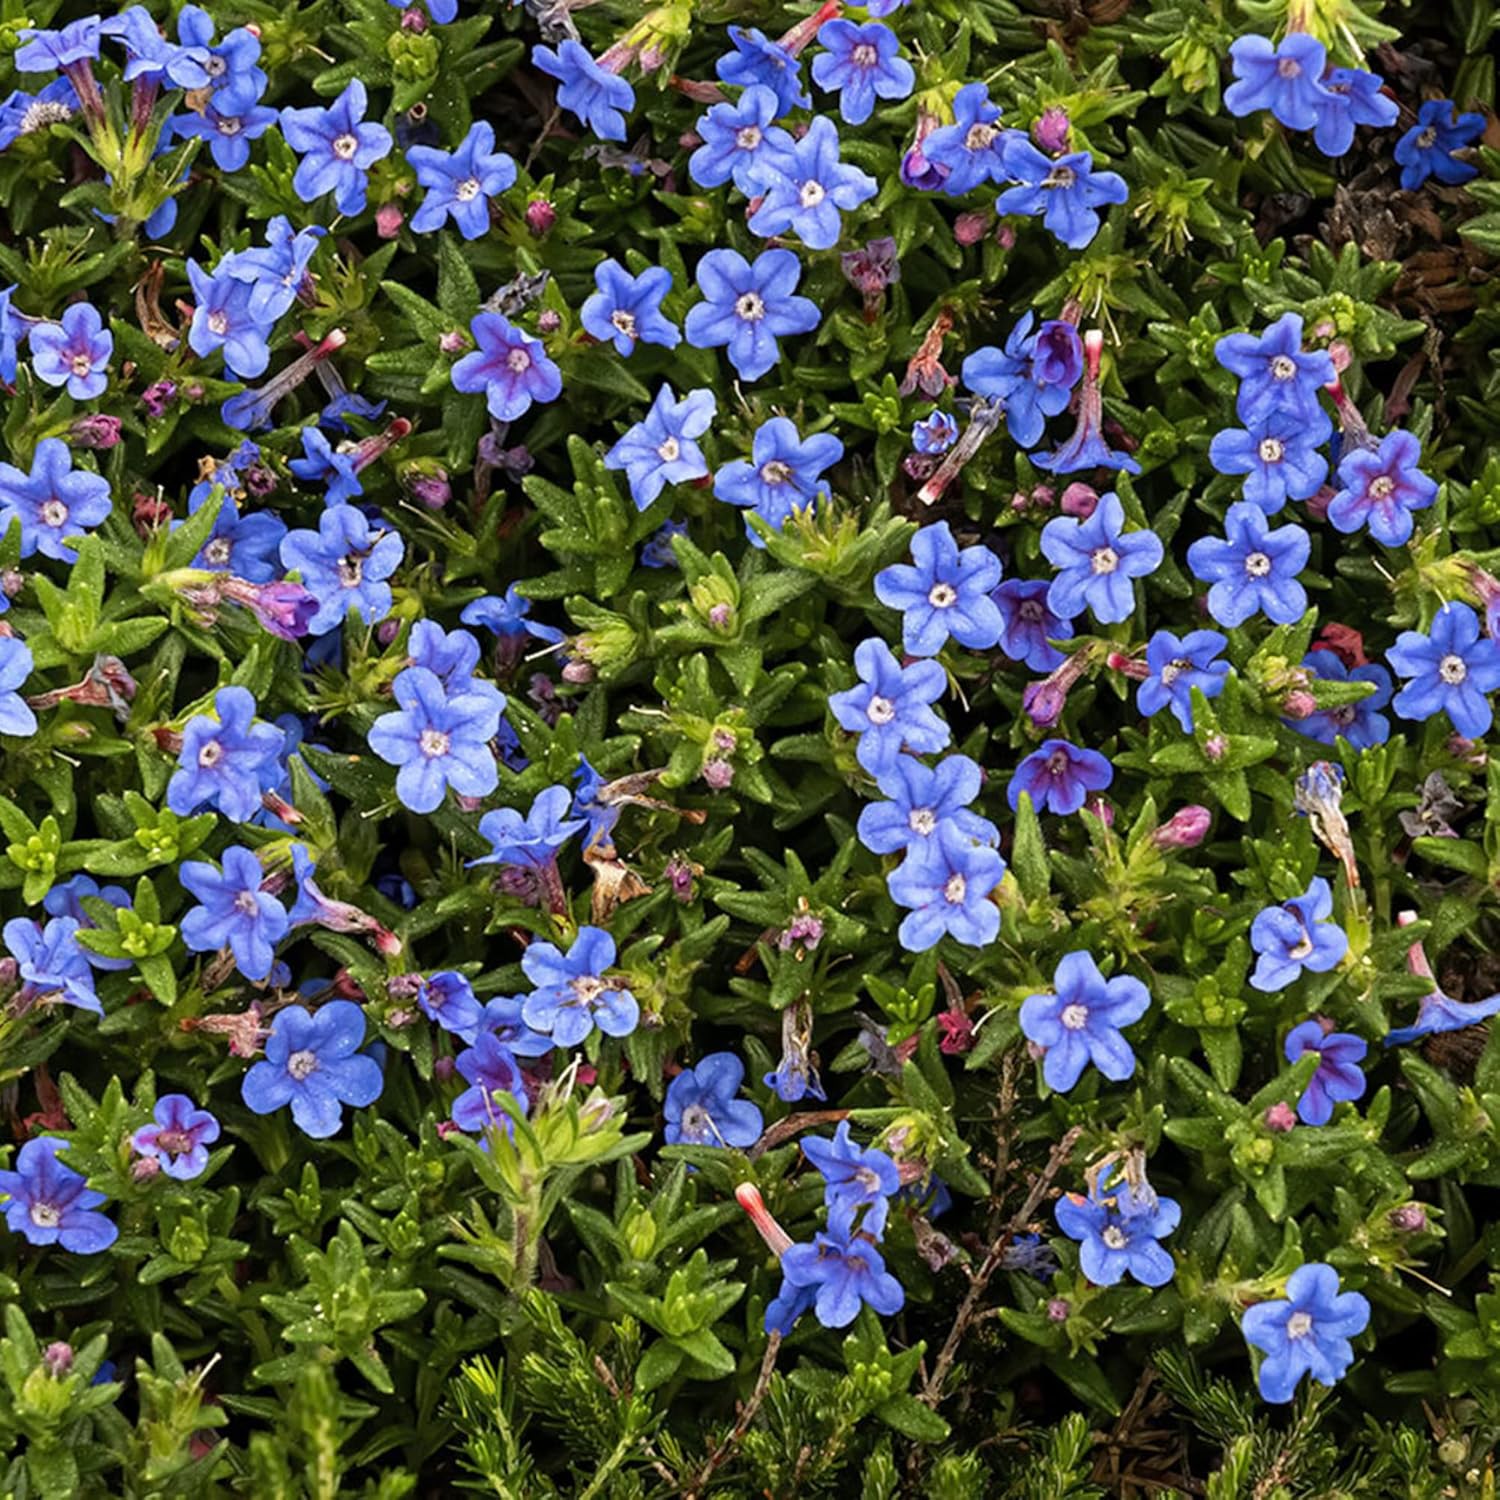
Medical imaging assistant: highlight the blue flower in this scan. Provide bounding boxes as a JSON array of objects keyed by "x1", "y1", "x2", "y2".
[
  {"x1": 1386, "y1": 986, "x2": 1500, "y2": 1047},
  {"x1": 689, "y1": 86, "x2": 793, "y2": 194},
  {"x1": 471, "y1": 785, "x2": 585, "y2": 870},
  {"x1": 103, "y1": 5, "x2": 209, "y2": 86},
  {"x1": 993, "y1": 579, "x2": 1073, "y2": 673},
  {"x1": 1284, "y1": 1020, "x2": 1366, "y2": 1126},
  {"x1": 1326, "y1": 429, "x2": 1437, "y2": 547},
  {"x1": 1224, "y1": 33, "x2": 1332, "y2": 132},
  {"x1": 289, "y1": 427, "x2": 361, "y2": 505},
  {"x1": 664, "y1": 1053, "x2": 763, "y2": 1149},
  {"x1": 802, "y1": 1121, "x2": 900, "y2": 1237},
  {"x1": 280, "y1": 80, "x2": 393, "y2": 216},
  {"x1": 1394, "y1": 99, "x2": 1485, "y2": 190},
  {"x1": 778, "y1": 1229, "x2": 904, "y2": 1328},
  {"x1": 0, "y1": 284, "x2": 25, "y2": 384},
  {"x1": 1055, "y1": 1177, "x2": 1179, "y2": 1287},
  {"x1": 416, "y1": 970, "x2": 484, "y2": 1040},
  {"x1": 887, "y1": 817, "x2": 1005, "y2": 951},
  {"x1": 521, "y1": 926, "x2": 638, "y2": 1047},
  {"x1": 179, "y1": 845, "x2": 288, "y2": 982},
  {"x1": 1020, "y1": 951, "x2": 1150, "y2": 1091},
  {"x1": 476, "y1": 994, "x2": 555, "y2": 1058},
  {"x1": 1289, "y1": 650, "x2": 1392, "y2": 749},
  {"x1": 13, "y1": 20, "x2": 101, "y2": 73},
  {"x1": 765, "y1": 1003, "x2": 825, "y2": 1103},
  {"x1": 874, "y1": 521, "x2": 1003, "y2": 657},
  {"x1": 605, "y1": 385, "x2": 715, "y2": 511},
  {"x1": 29, "y1": 303, "x2": 112, "y2": 400},
  {"x1": 241, "y1": 1001, "x2": 384, "y2": 1138},
  {"x1": 3, "y1": 916, "x2": 101, "y2": 1015},
  {"x1": 185, "y1": 487, "x2": 286, "y2": 582},
  {"x1": 0, "y1": 439, "x2": 112, "y2": 562},
  {"x1": 1387, "y1": 602, "x2": 1500, "y2": 740},
  {"x1": 131, "y1": 1095, "x2": 220, "y2": 1181},
  {"x1": 1008, "y1": 739, "x2": 1113, "y2": 817},
  {"x1": 961, "y1": 312, "x2": 1083, "y2": 450},
  {"x1": 1242, "y1": 1262, "x2": 1369, "y2": 1404},
  {"x1": 1041, "y1": 491, "x2": 1163, "y2": 625},
  {"x1": 921, "y1": 82, "x2": 1013, "y2": 195},
  {"x1": 641, "y1": 519, "x2": 689, "y2": 568},
  {"x1": 828, "y1": 637, "x2": 950, "y2": 775},
  {"x1": 1314, "y1": 67, "x2": 1397, "y2": 156},
  {"x1": 223, "y1": 215, "x2": 325, "y2": 319},
  {"x1": 1187, "y1": 502, "x2": 1310, "y2": 628},
  {"x1": 857, "y1": 753, "x2": 997, "y2": 855},
  {"x1": 995, "y1": 142, "x2": 1128, "y2": 249},
  {"x1": 460, "y1": 583, "x2": 565, "y2": 646},
  {"x1": 367, "y1": 665, "x2": 504, "y2": 814},
  {"x1": 1208, "y1": 413, "x2": 1329, "y2": 514},
  {"x1": 1249, "y1": 877, "x2": 1348, "y2": 992},
  {"x1": 683, "y1": 248, "x2": 820, "y2": 382},
  {"x1": 1138, "y1": 629, "x2": 1230, "y2": 733},
  {"x1": 581, "y1": 260, "x2": 680, "y2": 356},
  {"x1": 279, "y1": 504, "x2": 404, "y2": 634},
  {"x1": 747, "y1": 115, "x2": 877, "y2": 251},
  {"x1": 450, "y1": 311, "x2": 562, "y2": 422},
  {"x1": 533, "y1": 39, "x2": 634, "y2": 142},
  {"x1": 715, "y1": 27, "x2": 809, "y2": 115},
  {"x1": 571, "y1": 754, "x2": 622, "y2": 852},
  {"x1": 167, "y1": 685, "x2": 284, "y2": 823},
  {"x1": 810, "y1": 20, "x2": 913, "y2": 126},
  {"x1": 171, "y1": 97, "x2": 277, "y2": 171},
  {"x1": 452, "y1": 1033, "x2": 528, "y2": 1136},
  {"x1": 43, "y1": 875, "x2": 129, "y2": 972},
  {"x1": 912, "y1": 410, "x2": 958, "y2": 455},
  {"x1": 714, "y1": 415, "x2": 842, "y2": 539},
  {"x1": 175, "y1": 5, "x2": 267, "y2": 113},
  {"x1": 1214, "y1": 313, "x2": 1334, "y2": 427},
  {"x1": 186, "y1": 261, "x2": 277, "y2": 380},
  {"x1": 407, "y1": 120, "x2": 515, "y2": 237},
  {"x1": 0, "y1": 636, "x2": 36, "y2": 737},
  {"x1": 0, "y1": 1137, "x2": 117, "y2": 1253},
  {"x1": 405, "y1": 619, "x2": 491, "y2": 696}
]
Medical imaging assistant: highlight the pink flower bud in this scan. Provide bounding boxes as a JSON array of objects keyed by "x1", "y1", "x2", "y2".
[
  {"x1": 1203, "y1": 733, "x2": 1229, "y2": 762},
  {"x1": 399, "y1": 6, "x2": 426, "y2": 28},
  {"x1": 1263, "y1": 1101, "x2": 1297, "y2": 1133},
  {"x1": 995, "y1": 224, "x2": 1016, "y2": 249},
  {"x1": 665, "y1": 857, "x2": 696, "y2": 902},
  {"x1": 42, "y1": 1342, "x2": 74, "y2": 1377},
  {"x1": 1389, "y1": 1204, "x2": 1427, "y2": 1233},
  {"x1": 70, "y1": 414, "x2": 122, "y2": 449},
  {"x1": 954, "y1": 211, "x2": 989, "y2": 245},
  {"x1": 375, "y1": 203, "x2": 404, "y2": 238},
  {"x1": 937, "y1": 1011, "x2": 974, "y2": 1054},
  {"x1": 1033, "y1": 107, "x2": 1071, "y2": 154},
  {"x1": 1085, "y1": 796, "x2": 1114, "y2": 826},
  {"x1": 735, "y1": 1182, "x2": 793, "y2": 1257},
  {"x1": 702, "y1": 757, "x2": 734, "y2": 789},
  {"x1": 1152, "y1": 805, "x2": 1211, "y2": 849},
  {"x1": 140, "y1": 379, "x2": 177, "y2": 416},
  {"x1": 525, "y1": 199, "x2": 556, "y2": 236},
  {"x1": 1045, "y1": 1298, "x2": 1070, "y2": 1322},
  {"x1": 377, "y1": 618, "x2": 402, "y2": 646},
  {"x1": 1059, "y1": 482, "x2": 1098, "y2": 518},
  {"x1": 561, "y1": 660, "x2": 595, "y2": 685},
  {"x1": 439, "y1": 328, "x2": 468, "y2": 354},
  {"x1": 131, "y1": 1154, "x2": 163, "y2": 1182},
  {"x1": 1282, "y1": 690, "x2": 1317, "y2": 719},
  {"x1": 537, "y1": 309, "x2": 562, "y2": 334}
]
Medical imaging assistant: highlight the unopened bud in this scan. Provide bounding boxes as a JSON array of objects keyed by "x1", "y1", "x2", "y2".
[
  {"x1": 702, "y1": 757, "x2": 734, "y2": 790},
  {"x1": 131, "y1": 1153, "x2": 162, "y2": 1181},
  {"x1": 70, "y1": 414, "x2": 122, "y2": 449},
  {"x1": 439, "y1": 328, "x2": 468, "y2": 354},
  {"x1": 1152, "y1": 804, "x2": 1211, "y2": 849},
  {"x1": 954, "y1": 211, "x2": 989, "y2": 245},
  {"x1": 536, "y1": 308, "x2": 561, "y2": 334},
  {"x1": 1263, "y1": 1101, "x2": 1297, "y2": 1133},
  {"x1": 525, "y1": 198, "x2": 556, "y2": 236},
  {"x1": 1059, "y1": 482, "x2": 1098, "y2": 518},
  {"x1": 1282, "y1": 689, "x2": 1317, "y2": 719},
  {"x1": 1045, "y1": 1298, "x2": 1070, "y2": 1322},
  {"x1": 1390, "y1": 1204, "x2": 1427, "y2": 1233},
  {"x1": 42, "y1": 1342, "x2": 73, "y2": 1377},
  {"x1": 1203, "y1": 733, "x2": 1229, "y2": 762},
  {"x1": 735, "y1": 1182, "x2": 793, "y2": 1257},
  {"x1": 1033, "y1": 106, "x2": 1071, "y2": 154},
  {"x1": 375, "y1": 202, "x2": 404, "y2": 238}
]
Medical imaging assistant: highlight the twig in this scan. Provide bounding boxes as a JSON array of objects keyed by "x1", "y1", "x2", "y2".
[
  {"x1": 681, "y1": 1332, "x2": 782, "y2": 1498},
  {"x1": 746, "y1": 1109, "x2": 851, "y2": 1161}
]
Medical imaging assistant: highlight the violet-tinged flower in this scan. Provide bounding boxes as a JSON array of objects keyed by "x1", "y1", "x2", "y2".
[
  {"x1": 581, "y1": 260, "x2": 680, "y2": 356},
  {"x1": 241, "y1": 1001, "x2": 384, "y2": 1138},
  {"x1": 175, "y1": 4, "x2": 267, "y2": 114},
  {"x1": 1394, "y1": 99, "x2": 1486, "y2": 190},
  {"x1": 828, "y1": 637, "x2": 950, "y2": 775},
  {"x1": 857, "y1": 752, "x2": 997, "y2": 855},
  {"x1": 747, "y1": 114, "x2": 878, "y2": 251},
  {"x1": 802, "y1": 1120, "x2": 900, "y2": 1237},
  {"x1": 1224, "y1": 33, "x2": 1333, "y2": 132},
  {"x1": 224, "y1": 215, "x2": 325, "y2": 320},
  {"x1": 279, "y1": 503, "x2": 404, "y2": 634},
  {"x1": 683, "y1": 247, "x2": 819, "y2": 383},
  {"x1": 0, "y1": 438, "x2": 111, "y2": 562},
  {"x1": 714, "y1": 415, "x2": 842, "y2": 539},
  {"x1": 1008, "y1": 739, "x2": 1113, "y2": 817},
  {"x1": 810, "y1": 19, "x2": 913, "y2": 127},
  {"x1": 533, "y1": 39, "x2": 634, "y2": 142},
  {"x1": 605, "y1": 385, "x2": 715, "y2": 511},
  {"x1": 452, "y1": 1033, "x2": 528, "y2": 1135},
  {"x1": 1031, "y1": 328, "x2": 1139, "y2": 475},
  {"x1": 1215, "y1": 313, "x2": 1334, "y2": 428},
  {"x1": 689, "y1": 85, "x2": 794, "y2": 194},
  {"x1": 715, "y1": 26, "x2": 810, "y2": 115},
  {"x1": 1019, "y1": 950, "x2": 1150, "y2": 1092},
  {"x1": 912, "y1": 410, "x2": 958, "y2": 455},
  {"x1": 1187, "y1": 501, "x2": 1310, "y2": 627},
  {"x1": 405, "y1": 619, "x2": 493, "y2": 698},
  {"x1": 168, "y1": 685, "x2": 284, "y2": 822},
  {"x1": 1326, "y1": 429, "x2": 1437, "y2": 547},
  {"x1": 1284, "y1": 1020, "x2": 1366, "y2": 1125},
  {"x1": 874, "y1": 521, "x2": 1003, "y2": 656},
  {"x1": 280, "y1": 80, "x2": 392, "y2": 216},
  {"x1": 521, "y1": 926, "x2": 638, "y2": 1047},
  {"x1": 1387, "y1": 602, "x2": 1500, "y2": 740},
  {"x1": 993, "y1": 578, "x2": 1073, "y2": 673},
  {"x1": 475, "y1": 994, "x2": 556, "y2": 1058},
  {"x1": 1386, "y1": 987, "x2": 1500, "y2": 1047},
  {"x1": 1243, "y1": 1262, "x2": 1369, "y2": 1404},
  {"x1": 0, "y1": 636, "x2": 36, "y2": 737},
  {"x1": 3, "y1": 916, "x2": 102, "y2": 1014},
  {"x1": 470, "y1": 785, "x2": 585, "y2": 870},
  {"x1": 1249, "y1": 876, "x2": 1348, "y2": 992},
  {"x1": 664, "y1": 1052, "x2": 763, "y2": 1149},
  {"x1": 450, "y1": 311, "x2": 561, "y2": 422},
  {"x1": 0, "y1": 284, "x2": 24, "y2": 384},
  {"x1": 186, "y1": 262, "x2": 276, "y2": 380},
  {"x1": 921, "y1": 82, "x2": 1013, "y2": 195},
  {"x1": 1209, "y1": 412, "x2": 1329, "y2": 515},
  {"x1": 367, "y1": 665, "x2": 503, "y2": 814},
  {"x1": 289, "y1": 427, "x2": 361, "y2": 504},
  {"x1": 14, "y1": 19, "x2": 102, "y2": 72},
  {"x1": 131, "y1": 1095, "x2": 220, "y2": 1181},
  {"x1": 407, "y1": 120, "x2": 515, "y2": 238},
  {"x1": 414, "y1": 969, "x2": 484, "y2": 1040},
  {"x1": 1289, "y1": 650, "x2": 1392, "y2": 750},
  {"x1": 179, "y1": 845, "x2": 288, "y2": 981},
  {"x1": 29, "y1": 303, "x2": 112, "y2": 400},
  {"x1": 1314, "y1": 67, "x2": 1397, "y2": 157},
  {"x1": 220, "y1": 328, "x2": 347, "y2": 431},
  {"x1": 887, "y1": 817, "x2": 1005, "y2": 951},
  {"x1": 0, "y1": 1137, "x2": 116, "y2": 1253},
  {"x1": 1138, "y1": 629, "x2": 1230, "y2": 733},
  {"x1": 43, "y1": 875, "x2": 129, "y2": 972},
  {"x1": 1041, "y1": 490, "x2": 1163, "y2": 625},
  {"x1": 779, "y1": 1228, "x2": 904, "y2": 1328},
  {"x1": 460, "y1": 583, "x2": 565, "y2": 646},
  {"x1": 995, "y1": 140, "x2": 1128, "y2": 249},
  {"x1": 1055, "y1": 1179, "x2": 1179, "y2": 1287},
  {"x1": 961, "y1": 311, "x2": 1083, "y2": 450},
  {"x1": 104, "y1": 5, "x2": 210, "y2": 86}
]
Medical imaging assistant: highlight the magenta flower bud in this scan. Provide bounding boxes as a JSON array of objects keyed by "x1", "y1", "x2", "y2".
[
  {"x1": 375, "y1": 203, "x2": 404, "y2": 239},
  {"x1": 377, "y1": 618, "x2": 402, "y2": 646},
  {"x1": 42, "y1": 1342, "x2": 74, "y2": 1377},
  {"x1": 131, "y1": 1153, "x2": 163, "y2": 1181},
  {"x1": 69, "y1": 413, "x2": 122, "y2": 450},
  {"x1": 902, "y1": 452, "x2": 937, "y2": 481},
  {"x1": 954, "y1": 212, "x2": 990, "y2": 245},
  {"x1": 1264, "y1": 1101, "x2": 1297, "y2": 1133},
  {"x1": 405, "y1": 464, "x2": 451, "y2": 510},
  {"x1": 140, "y1": 378, "x2": 177, "y2": 417},
  {"x1": 702, "y1": 758, "x2": 734, "y2": 789},
  {"x1": 995, "y1": 223, "x2": 1017, "y2": 249},
  {"x1": 665, "y1": 857, "x2": 696, "y2": 902},
  {"x1": 707, "y1": 602, "x2": 733, "y2": 630},
  {"x1": 1389, "y1": 1204, "x2": 1427, "y2": 1233},
  {"x1": 1022, "y1": 678, "x2": 1067, "y2": 729},
  {"x1": 1085, "y1": 796, "x2": 1114, "y2": 827},
  {"x1": 399, "y1": 5, "x2": 426, "y2": 28},
  {"x1": 561, "y1": 660, "x2": 595, "y2": 685},
  {"x1": 1045, "y1": 1298, "x2": 1070, "y2": 1322},
  {"x1": 434, "y1": 1055, "x2": 457, "y2": 1083},
  {"x1": 439, "y1": 328, "x2": 468, "y2": 354},
  {"x1": 712, "y1": 727, "x2": 736, "y2": 753},
  {"x1": 1282, "y1": 689, "x2": 1317, "y2": 719},
  {"x1": 1152, "y1": 804, "x2": 1211, "y2": 850},
  {"x1": 387, "y1": 972, "x2": 424, "y2": 1000},
  {"x1": 536, "y1": 309, "x2": 562, "y2": 335},
  {"x1": 1059, "y1": 482, "x2": 1098, "y2": 518},
  {"x1": 525, "y1": 198, "x2": 556, "y2": 236},
  {"x1": 1033, "y1": 106, "x2": 1071, "y2": 154},
  {"x1": 778, "y1": 913, "x2": 824, "y2": 951},
  {"x1": 1203, "y1": 733, "x2": 1229, "y2": 762}
]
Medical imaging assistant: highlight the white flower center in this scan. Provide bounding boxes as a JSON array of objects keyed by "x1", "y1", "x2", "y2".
[
  {"x1": 852, "y1": 43, "x2": 878, "y2": 66},
  {"x1": 1369, "y1": 475, "x2": 1395, "y2": 499},
  {"x1": 909, "y1": 806, "x2": 936, "y2": 835},
  {"x1": 761, "y1": 460, "x2": 792, "y2": 486},
  {"x1": 928, "y1": 582, "x2": 958, "y2": 608},
  {"x1": 1245, "y1": 551, "x2": 1272, "y2": 578},
  {"x1": 1276, "y1": 57, "x2": 1301, "y2": 79},
  {"x1": 943, "y1": 873, "x2": 966, "y2": 904},
  {"x1": 610, "y1": 308, "x2": 637, "y2": 338},
  {"x1": 337, "y1": 555, "x2": 364, "y2": 588},
  {"x1": 287, "y1": 1049, "x2": 319, "y2": 1081},
  {"x1": 866, "y1": 694, "x2": 896, "y2": 725},
  {"x1": 419, "y1": 727, "x2": 451, "y2": 758},
  {"x1": 332, "y1": 133, "x2": 359, "y2": 160},
  {"x1": 1286, "y1": 1311, "x2": 1313, "y2": 1338},
  {"x1": 29, "y1": 1201, "x2": 61, "y2": 1228},
  {"x1": 207, "y1": 310, "x2": 229, "y2": 335},
  {"x1": 735, "y1": 291, "x2": 766, "y2": 321},
  {"x1": 1258, "y1": 437, "x2": 1284, "y2": 463},
  {"x1": 1289, "y1": 934, "x2": 1314, "y2": 959},
  {"x1": 1060, "y1": 1003, "x2": 1089, "y2": 1031},
  {"x1": 1160, "y1": 659, "x2": 1189, "y2": 686},
  {"x1": 1439, "y1": 653, "x2": 1468, "y2": 685},
  {"x1": 1271, "y1": 355, "x2": 1298, "y2": 381},
  {"x1": 217, "y1": 115, "x2": 241, "y2": 135},
  {"x1": 454, "y1": 177, "x2": 482, "y2": 202},
  {"x1": 1101, "y1": 1225, "x2": 1128, "y2": 1249},
  {"x1": 964, "y1": 122, "x2": 996, "y2": 151},
  {"x1": 1416, "y1": 126, "x2": 1438, "y2": 150},
  {"x1": 197, "y1": 738, "x2": 224, "y2": 767},
  {"x1": 1091, "y1": 546, "x2": 1119, "y2": 575},
  {"x1": 735, "y1": 124, "x2": 762, "y2": 150},
  {"x1": 799, "y1": 179, "x2": 826, "y2": 209},
  {"x1": 204, "y1": 538, "x2": 232, "y2": 565},
  {"x1": 69, "y1": 352, "x2": 94, "y2": 377},
  {"x1": 234, "y1": 889, "x2": 259, "y2": 916},
  {"x1": 657, "y1": 436, "x2": 681, "y2": 462},
  {"x1": 506, "y1": 347, "x2": 532, "y2": 373}
]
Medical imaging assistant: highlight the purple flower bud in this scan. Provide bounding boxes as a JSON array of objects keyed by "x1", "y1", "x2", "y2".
[
  {"x1": 242, "y1": 462, "x2": 277, "y2": 498},
  {"x1": 1033, "y1": 106, "x2": 1071, "y2": 154},
  {"x1": 386, "y1": 972, "x2": 424, "y2": 999},
  {"x1": 1264, "y1": 1101, "x2": 1297, "y2": 1132},
  {"x1": 903, "y1": 452, "x2": 937, "y2": 481},
  {"x1": 1022, "y1": 678, "x2": 1067, "y2": 729},
  {"x1": 778, "y1": 913, "x2": 824, "y2": 951},
  {"x1": 439, "y1": 328, "x2": 469, "y2": 354},
  {"x1": 1046, "y1": 1298, "x2": 1070, "y2": 1322},
  {"x1": 711, "y1": 727, "x2": 736, "y2": 753},
  {"x1": 405, "y1": 464, "x2": 451, "y2": 510},
  {"x1": 434, "y1": 1055, "x2": 457, "y2": 1083},
  {"x1": 1390, "y1": 1204, "x2": 1427, "y2": 1233},
  {"x1": 1282, "y1": 689, "x2": 1317, "y2": 719},
  {"x1": 536, "y1": 309, "x2": 562, "y2": 334},
  {"x1": 399, "y1": 6, "x2": 427, "y2": 29},
  {"x1": 42, "y1": 1342, "x2": 74, "y2": 1377},
  {"x1": 707, "y1": 602, "x2": 734, "y2": 630},
  {"x1": 665, "y1": 857, "x2": 696, "y2": 902},
  {"x1": 497, "y1": 866, "x2": 540, "y2": 903},
  {"x1": 1059, "y1": 482, "x2": 1098, "y2": 518},
  {"x1": 1152, "y1": 805, "x2": 1211, "y2": 849},
  {"x1": 140, "y1": 379, "x2": 178, "y2": 417},
  {"x1": 131, "y1": 1153, "x2": 162, "y2": 1181},
  {"x1": 702, "y1": 757, "x2": 734, "y2": 789},
  {"x1": 69, "y1": 413, "x2": 122, "y2": 449},
  {"x1": 525, "y1": 199, "x2": 556, "y2": 236},
  {"x1": 377, "y1": 618, "x2": 402, "y2": 646},
  {"x1": 954, "y1": 212, "x2": 990, "y2": 245}
]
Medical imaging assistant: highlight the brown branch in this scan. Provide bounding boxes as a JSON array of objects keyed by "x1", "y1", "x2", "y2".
[
  {"x1": 681, "y1": 1331, "x2": 782, "y2": 1498},
  {"x1": 746, "y1": 1109, "x2": 851, "y2": 1161}
]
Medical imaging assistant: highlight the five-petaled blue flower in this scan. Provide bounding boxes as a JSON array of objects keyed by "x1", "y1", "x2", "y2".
[
  {"x1": 887, "y1": 817, "x2": 1005, "y2": 951},
  {"x1": 1326, "y1": 430, "x2": 1437, "y2": 547},
  {"x1": 1041, "y1": 491, "x2": 1163, "y2": 625},
  {"x1": 1187, "y1": 501, "x2": 1310, "y2": 628},
  {"x1": 1289, "y1": 650, "x2": 1392, "y2": 750},
  {"x1": 1055, "y1": 1175, "x2": 1180, "y2": 1287},
  {"x1": 689, "y1": 85, "x2": 793, "y2": 194},
  {"x1": 1249, "y1": 876, "x2": 1348, "y2": 992},
  {"x1": 0, "y1": 1136, "x2": 117, "y2": 1253},
  {"x1": 179, "y1": 844, "x2": 288, "y2": 982},
  {"x1": 857, "y1": 753, "x2": 997, "y2": 855},
  {"x1": 1314, "y1": 67, "x2": 1397, "y2": 157},
  {"x1": 289, "y1": 427, "x2": 361, "y2": 505},
  {"x1": 715, "y1": 26, "x2": 809, "y2": 115},
  {"x1": 1242, "y1": 1262, "x2": 1369, "y2": 1404},
  {"x1": 606, "y1": 385, "x2": 715, "y2": 511},
  {"x1": 874, "y1": 521, "x2": 1004, "y2": 656},
  {"x1": 470, "y1": 785, "x2": 585, "y2": 871},
  {"x1": 1284, "y1": 1019, "x2": 1367, "y2": 1126},
  {"x1": 1138, "y1": 629, "x2": 1230, "y2": 733},
  {"x1": 1215, "y1": 313, "x2": 1334, "y2": 427},
  {"x1": 912, "y1": 410, "x2": 959, "y2": 455},
  {"x1": 664, "y1": 1052, "x2": 764, "y2": 1149},
  {"x1": 0, "y1": 438, "x2": 112, "y2": 562},
  {"x1": 450, "y1": 311, "x2": 562, "y2": 422},
  {"x1": 1224, "y1": 33, "x2": 1332, "y2": 133},
  {"x1": 407, "y1": 120, "x2": 516, "y2": 238},
  {"x1": 921, "y1": 82, "x2": 1013, "y2": 195},
  {"x1": 748, "y1": 115, "x2": 878, "y2": 252},
  {"x1": 167, "y1": 685, "x2": 284, "y2": 823},
  {"x1": 581, "y1": 259, "x2": 681, "y2": 356},
  {"x1": 131, "y1": 1095, "x2": 220, "y2": 1181},
  {"x1": 186, "y1": 261, "x2": 277, "y2": 380},
  {"x1": 996, "y1": 142, "x2": 1129, "y2": 250},
  {"x1": 367, "y1": 665, "x2": 504, "y2": 814},
  {"x1": 279, "y1": 503, "x2": 404, "y2": 634},
  {"x1": 828, "y1": 637, "x2": 950, "y2": 775},
  {"x1": 280, "y1": 80, "x2": 392, "y2": 216},
  {"x1": 993, "y1": 579, "x2": 1073, "y2": 673},
  {"x1": 30, "y1": 303, "x2": 112, "y2": 399},
  {"x1": 533, "y1": 39, "x2": 634, "y2": 142},
  {"x1": 416, "y1": 970, "x2": 484, "y2": 1041},
  {"x1": 1208, "y1": 412, "x2": 1329, "y2": 514},
  {"x1": 683, "y1": 248, "x2": 820, "y2": 382},
  {"x1": 1019, "y1": 950, "x2": 1151, "y2": 1092},
  {"x1": 0, "y1": 636, "x2": 37, "y2": 737},
  {"x1": 3, "y1": 915, "x2": 102, "y2": 1014},
  {"x1": 1008, "y1": 739, "x2": 1113, "y2": 817},
  {"x1": 802, "y1": 1121, "x2": 900, "y2": 1237},
  {"x1": 42, "y1": 875, "x2": 128, "y2": 972},
  {"x1": 452, "y1": 1032, "x2": 528, "y2": 1136},
  {"x1": 961, "y1": 312, "x2": 1084, "y2": 450},
  {"x1": 1394, "y1": 99, "x2": 1486, "y2": 190},
  {"x1": 778, "y1": 1228, "x2": 905, "y2": 1328},
  {"x1": 521, "y1": 925, "x2": 638, "y2": 1047},
  {"x1": 241, "y1": 1000, "x2": 384, "y2": 1138},
  {"x1": 1387, "y1": 602, "x2": 1500, "y2": 740},
  {"x1": 810, "y1": 19, "x2": 913, "y2": 127},
  {"x1": 714, "y1": 415, "x2": 843, "y2": 539}
]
